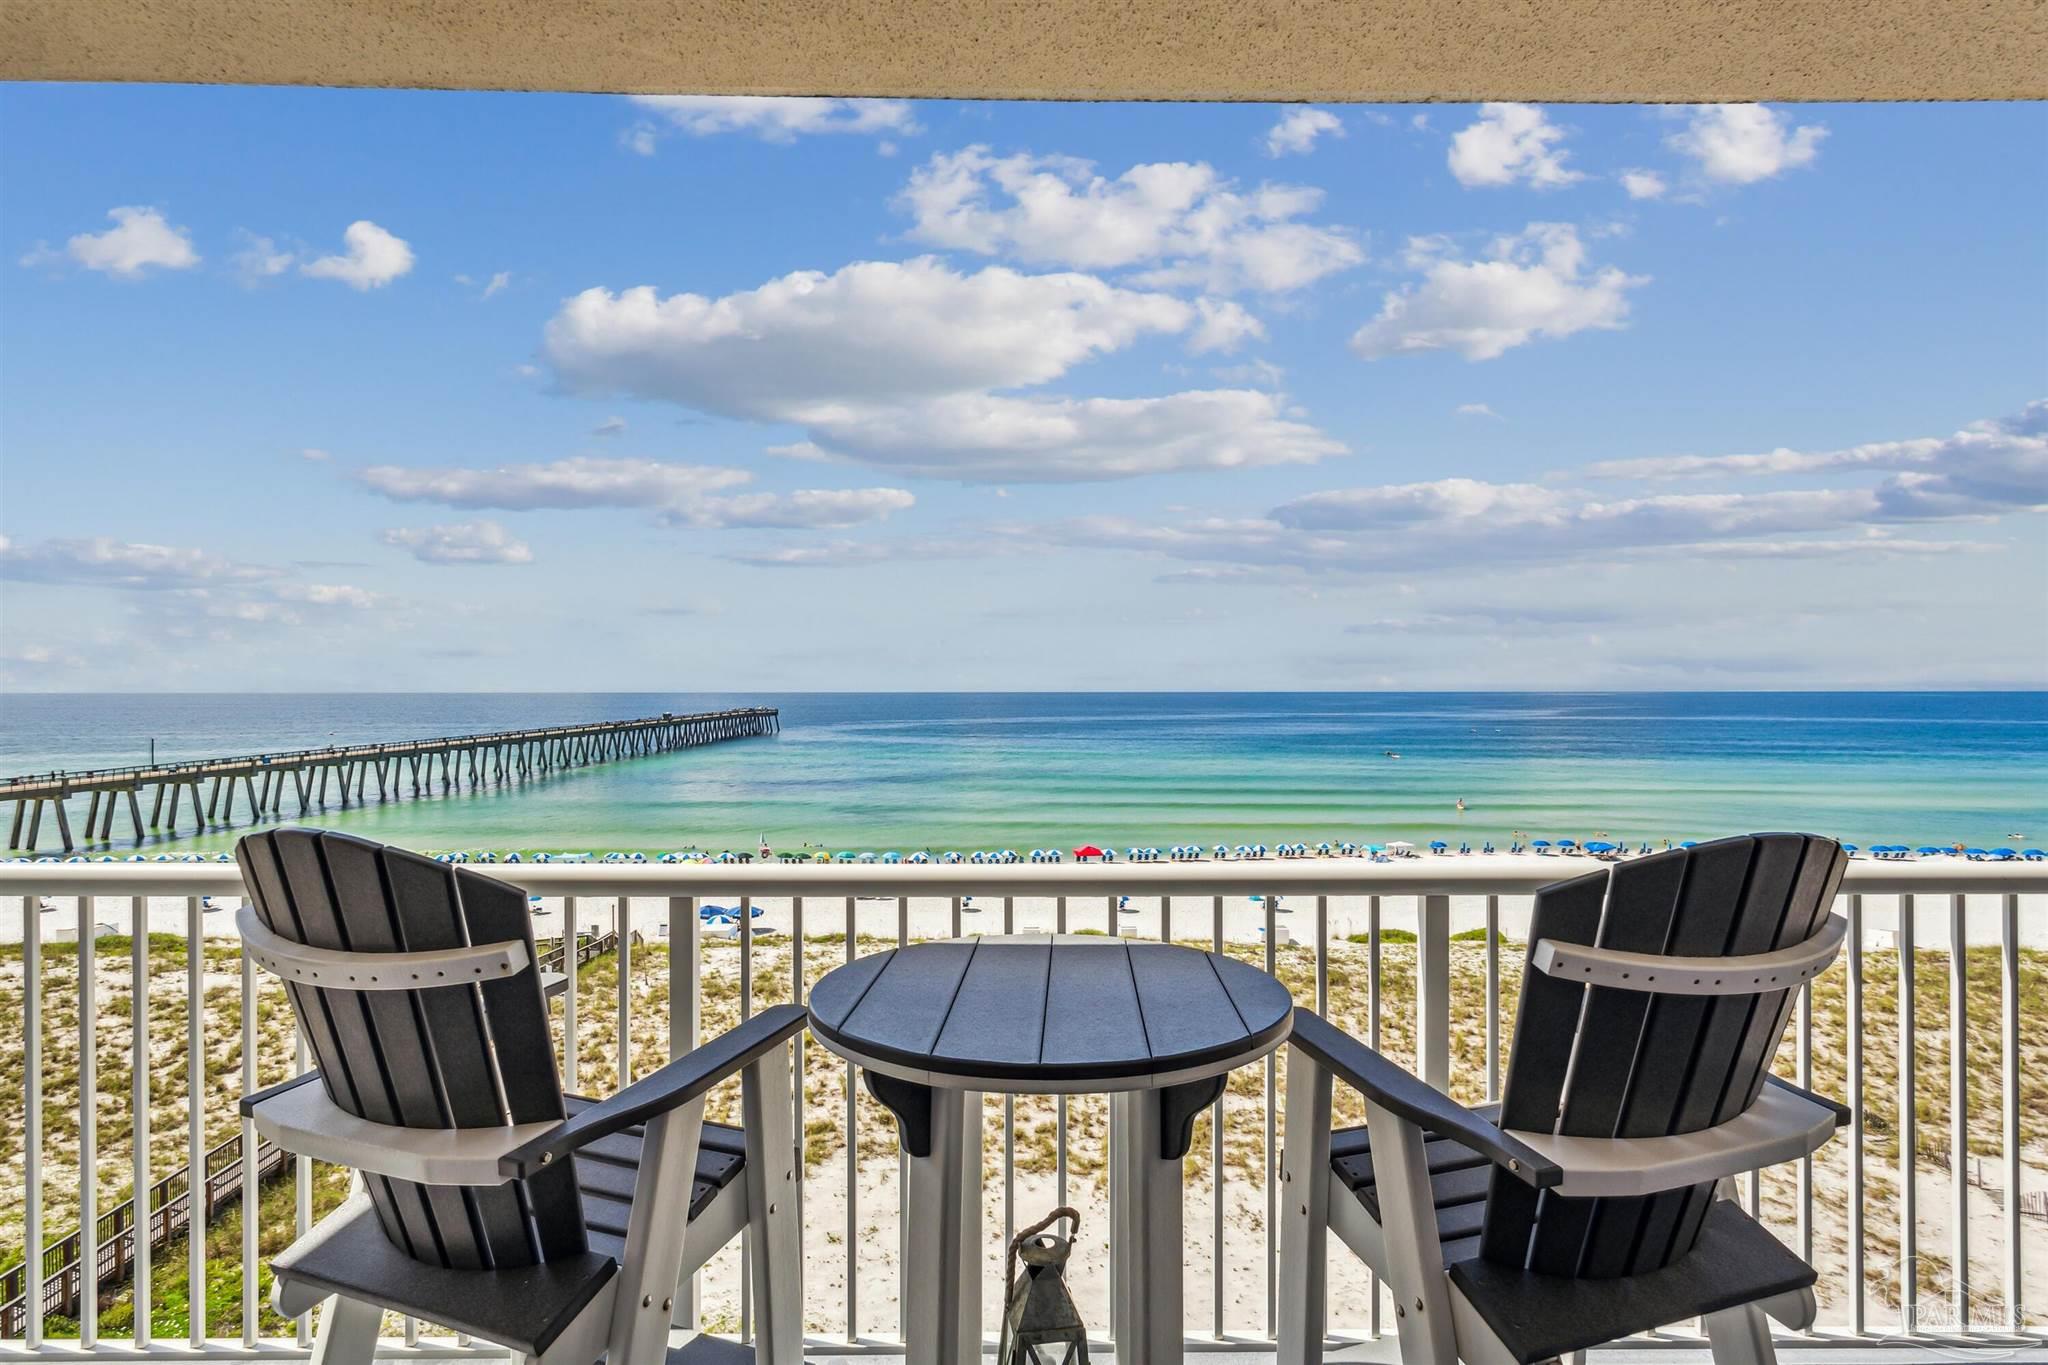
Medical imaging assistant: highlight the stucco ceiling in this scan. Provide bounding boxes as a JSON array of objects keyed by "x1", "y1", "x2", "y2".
[{"x1": 3, "y1": 0, "x2": 2042, "y2": 101}]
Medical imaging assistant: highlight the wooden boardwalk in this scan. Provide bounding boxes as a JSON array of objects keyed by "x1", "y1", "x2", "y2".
[{"x1": 2, "y1": 708, "x2": 779, "y2": 852}]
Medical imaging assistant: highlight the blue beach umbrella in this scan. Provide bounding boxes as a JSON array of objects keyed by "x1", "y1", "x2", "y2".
[
  {"x1": 942, "y1": 851, "x2": 964, "y2": 864},
  {"x1": 1532, "y1": 840, "x2": 1551, "y2": 850},
  {"x1": 1991, "y1": 848, "x2": 2017, "y2": 859},
  {"x1": 1916, "y1": 846, "x2": 1945, "y2": 856},
  {"x1": 1679, "y1": 840, "x2": 1699, "y2": 848},
  {"x1": 2023, "y1": 849, "x2": 2046, "y2": 860},
  {"x1": 1429, "y1": 840, "x2": 1448, "y2": 851},
  {"x1": 1964, "y1": 847, "x2": 1988, "y2": 858}
]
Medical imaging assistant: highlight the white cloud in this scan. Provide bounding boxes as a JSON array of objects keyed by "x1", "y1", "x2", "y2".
[
  {"x1": 1351, "y1": 223, "x2": 1647, "y2": 361},
  {"x1": 780, "y1": 388, "x2": 1345, "y2": 483},
  {"x1": 621, "y1": 124, "x2": 659, "y2": 156},
  {"x1": 1187, "y1": 298, "x2": 1265, "y2": 353},
  {"x1": 543, "y1": 256, "x2": 1344, "y2": 483},
  {"x1": 592, "y1": 415, "x2": 628, "y2": 437},
  {"x1": 465, "y1": 270, "x2": 513, "y2": 299},
  {"x1": 1619, "y1": 170, "x2": 1668, "y2": 200},
  {"x1": 1266, "y1": 108, "x2": 1344, "y2": 157},
  {"x1": 380, "y1": 520, "x2": 536, "y2": 565},
  {"x1": 1666, "y1": 105, "x2": 1826, "y2": 184},
  {"x1": 629, "y1": 95, "x2": 917, "y2": 144},
  {"x1": 1447, "y1": 104, "x2": 1584, "y2": 189},
  {"x1": 545, "y1": 257, "x2": 1192, "y2": 417},
  {"x1": 1454, "y1": 403, "x2": 1502, "y2": 419},
  {"x1": 20, "y1": 206, "x2": 200, "y2": 278},
  {"x1": 1584, "y1": 401, "x2": 2048, "y2": 521},
  {"x1": 301, "y1": 221, "x2": 415, "y2": 290},
  {"x1": 230, "y1": 231, "x2": 295, "y2": 283},
  {"x1": 0, "y1": 536, "x2": 278, "y2": 588},
  {"x1": 896, "y1": 147, "x2": 1362, "y2": 293},
  {"x1": 357, "y1": 454, "x2": 916, "y2": 529},
  {"x1": 300, "y1": 447, "x2": 332, "y2": 461}
]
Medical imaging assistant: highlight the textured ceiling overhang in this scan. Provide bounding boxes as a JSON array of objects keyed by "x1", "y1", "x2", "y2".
[{"x1": 3, "y1": 0, "x2": 2042, "y2": 101}]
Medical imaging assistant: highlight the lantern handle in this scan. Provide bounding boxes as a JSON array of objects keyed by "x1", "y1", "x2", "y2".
[{"x1": 1005, "y1": 1204, "x2": 1082, "y2": 1289}]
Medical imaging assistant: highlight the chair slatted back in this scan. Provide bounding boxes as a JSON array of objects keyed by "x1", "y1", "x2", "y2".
[
  {"x1": 237, "y1": 828, "x2": 586, "y2": 1268},
  {"x1": 1478, "y1": 833, "x2": 1846, "y2": 1278}
]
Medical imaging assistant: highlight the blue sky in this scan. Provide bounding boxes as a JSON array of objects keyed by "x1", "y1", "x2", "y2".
[{"x1": 2, "y1": 88, "x2": 2043, "y2": 691}]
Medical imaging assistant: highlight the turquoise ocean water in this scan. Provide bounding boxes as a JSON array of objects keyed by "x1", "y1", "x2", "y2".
[{"x1": 3, "y1": 693, "x2": 2043, "y2": 854}]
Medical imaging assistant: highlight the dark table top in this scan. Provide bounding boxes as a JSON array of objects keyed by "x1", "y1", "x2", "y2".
[{"x1": 806, "y1": 934, "x2": 1294, "y2": 1090}]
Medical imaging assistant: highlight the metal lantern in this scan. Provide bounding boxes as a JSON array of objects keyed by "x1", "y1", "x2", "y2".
[{"x1": 997, "y1": 1206, "x2": 1089, "y2": 1365}]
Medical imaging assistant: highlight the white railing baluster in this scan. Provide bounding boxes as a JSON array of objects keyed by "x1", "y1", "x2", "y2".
[
  {"x1": 739, "y1": 893, "x2": 753, "y2": 1344},
  {"x1": 1314, "y1": 894, "x2": 1328, "y2": 1014},
  {"x1": 1949, "y1": 892, "x2": 1968, "y2": 1329},
  {"x1": 1263, "y1": 888, "x2": 1277, "y2": 1334},
  {"x1": 1418, "y1": 894, "x2": 1450, "y2": 1091},
  {"x1": 1798, "y1": 949, "x2": 1814, "y2": 1277},
  {"x1": 563, "y1": 896, "x2": 579, "y2": 1088},
  {"x1": 1368, "y1": 894, "x2": 1381, "y2": 1340},
  {"x1": 1002, "y1": 895, "x2": 1015, "y2": 1264},
  {"x1": 1999, "y1": 891, "x2": 2021, "y2": 1332},
  {"x1": 616, "y1": 895, "x2": 631, "y2": 1084},
  {"x1": 186, "y1": 894, "x2": 204, "y2": 1349},
  {"x1": 842, "y1": 895, "x2": 857, "y2": 1343},
  {"x1": 1209, "y1": 892, "x2": 1223, "y2": 1340},
  {"x1": 1899, "y1": 893, "x2": 1918, "y2": 1328},
  {"x1": 1484, "y1": 894, "x2": 1500, "y2": 1104},
  {"x1": 80, "y1": 897, "x2": 98, "y2": 1348},
  {"x1": 241, "y1": 938, "x2": 257, "y2": 1345},
  {"x1": 671, "y1": 894, "x2": 700, "y2": 1333},
  {"x1": 1847, "y1": 894, "x2": 1865, "y2": 1336},
  {"x1": 131, "y1": 896, "x2": 151, "y2": 1350},
  {"x1": 791, "y1": 894, "x2": 807, "y2": 1329},
  {"x1": 296, "y1": 1030, "x2": 314, "y2": 1350},
  {"x1": 24, "y1": 889, "x2": 42, "y2": 1349}
]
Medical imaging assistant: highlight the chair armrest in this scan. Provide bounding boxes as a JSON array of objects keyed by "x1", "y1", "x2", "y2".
[
  {"x1": 1288, "y1": 1009, "x2": 1561, "y2": 1189},
  {"x1": 1764, "y1": 1073, "x2": 1852, "y2": 1126},
  {"x1": 240, "y1": 1068, "x2": 323, "y2": 1118},
  {"x1": 500, "y1": 1004, "x2": 808, "y2": 1179}
]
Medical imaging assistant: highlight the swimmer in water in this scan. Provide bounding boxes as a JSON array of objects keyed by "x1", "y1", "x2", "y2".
[{"x1": 1456, "y1": 797, "x2": 1467, "y2": 812}]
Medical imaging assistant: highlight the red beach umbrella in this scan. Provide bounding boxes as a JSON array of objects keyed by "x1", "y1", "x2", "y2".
[{"x1": 1073, "y1": 844, "x2": 1105, "y2": 859}]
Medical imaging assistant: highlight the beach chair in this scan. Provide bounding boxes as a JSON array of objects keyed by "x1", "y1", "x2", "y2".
[
  {"x1": 233, "y1": 828, "x2": 803, "y2": 1365},
  {"x1": 1278, "y1": 833, "x2": 1850, "y2": 1365}
]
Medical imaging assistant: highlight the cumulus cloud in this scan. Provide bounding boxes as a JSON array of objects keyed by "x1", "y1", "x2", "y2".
[
  {"x1": 1351, "y1": 223, "x2": 1647, "y2": 361},
  {"x1": 786, "y1": 388, "x2": 1343, "y2": 483},
  {"x1": 896, "y1": 147, "x2": 1362, "y2": 293},
  {"x1": 20, "y1": 206, "x2": 200, "y2": 278},
  {"x1": 357, "y1": 454, "x2": 916, "y2": 529},
  {"x1": 1619, "y1": 170, "x2": 1668, "y2": 200},
  {"x1": 0, "y1": 536, "x2": 279, "y2": 588},
  {"x1": 1666, "y1": 105, "x2": 1826, "y2": 184},
  {"x1": 1266, "y1": 108, "x2": 1344, "y2": 157},
  {"x1": 629, "y1": 95, "x2": 917, "y2": 143},
  {"x1": 541, "y1": 256, "x2": 1341, "y2": 482},
  {"x1": 1447, "y1": 105, "x2": 1583, "y2": 189},
  {"x1": 380, "y1": 520, "x2": 536, "y2": 565},
  {"x1": 301, "y1": 221, "x2": 415, "y2": 290},
  {"x1": 545, "y1": 257, "x2": 1192, "y2": 415},
  {"x1": 1584, "y1": 401, "x2": 2048, "y2": 519}
]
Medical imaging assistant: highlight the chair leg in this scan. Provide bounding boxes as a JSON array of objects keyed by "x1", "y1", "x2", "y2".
[
  {"x1": 308, "y1": 1295, "x2": 381, "y2": 1365},
  {"x1": 1277, "y1": 1051, "x2": 1334, "y2": 1365},
  {"x1": 743, "y1": 1046, "x2": 803, "y2": 1365},
  {"x1": 1704, "y1": 1302, "x2": 1778, "y2": 1365}
]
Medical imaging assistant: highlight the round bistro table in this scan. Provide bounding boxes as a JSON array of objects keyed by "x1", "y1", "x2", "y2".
[{"x1": 806, "y1": 933, "x2": 1295, "y2": 1365}]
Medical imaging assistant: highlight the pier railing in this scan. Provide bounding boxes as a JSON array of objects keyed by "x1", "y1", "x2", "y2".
[{"x1": 2, "y1": 857, "x2": 2042, "y2": 1358}]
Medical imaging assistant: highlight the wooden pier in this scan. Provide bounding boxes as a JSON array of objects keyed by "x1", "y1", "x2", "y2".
[{"x1": 1, "y1": 707, "x2": 779, "y2": 852}]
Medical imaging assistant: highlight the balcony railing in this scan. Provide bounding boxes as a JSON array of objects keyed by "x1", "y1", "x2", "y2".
[{"x1": 1, "y1": 856, "x2": 2042, "y2": 1359}]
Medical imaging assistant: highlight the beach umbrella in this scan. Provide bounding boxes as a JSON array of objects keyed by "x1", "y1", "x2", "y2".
[
  {"x1": 1073, "y1": 845, "x2": 1104, "y2": 860},
  {"x1": 943, "y1": 851, "x2": 965, "y2": 863},
  {"x1": 1679, "y1": 840, "x2": 1699, "y2": 848},
  {"x1": 910, "y1": 851, "x2": 931, "y2": 863},
  {"x1": 1916, "y1": 846, "x2": 1945, "y2": 855},
  {"x1": 1964, "y1": 847, "x2": 1988, "y2": 858},
  {"x1": 1990, "y1": 848, "x2": 2017, "y2": 859},
  {"x1": 881, "y1": 851, "x2": 902, "y2": 863},
  {"x1": 1556, "y1": 839, "x2": 1578, "y2": 849},
  {"x1": 1531, "y1": 840, "x2": 1551, "y2": 850},
  {"x1": 1429, "y1": 840, "x2": 1447, "y2": 851},
  {"x1": 836, "y1": 851, "x2": 857, "y2": 861},
  {"x1": 2023, "y1": 849, "x2": 2046, "y2": 860}
]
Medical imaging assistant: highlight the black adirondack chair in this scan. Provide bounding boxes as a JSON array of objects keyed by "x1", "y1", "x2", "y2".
[
  {"x1": 234, "y1": 829, "x2": 802, "y2": 1365},
  {"x1": 1278, "y1": 833, "x2": 1852, "y2": 1365}
]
